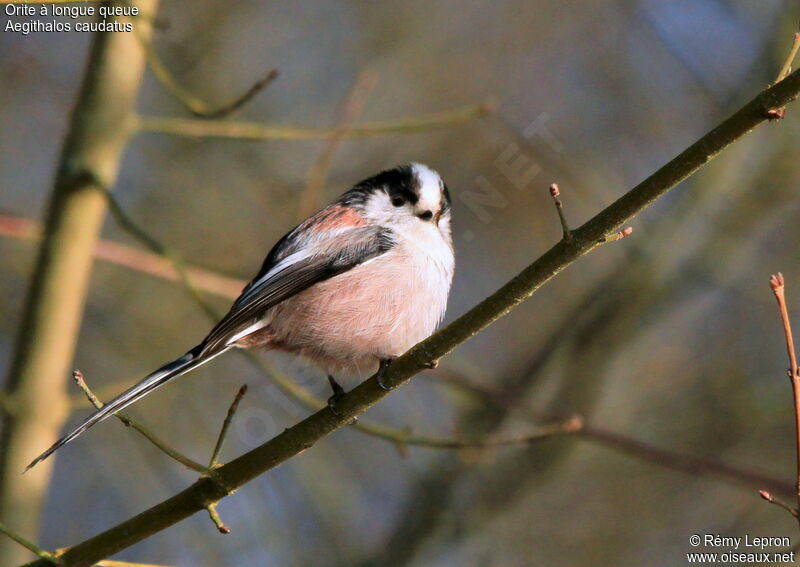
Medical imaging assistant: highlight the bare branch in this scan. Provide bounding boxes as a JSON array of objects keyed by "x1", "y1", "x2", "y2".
[
  {"x1": 96, "y1": 186, "x2": 219, "y2": 320},
  {"x1": 78, "y1": 185, "x2": 580, "y2": 455},
  {"x1": 297, "y1": 70, "x2": 378, "y2": 219},
  {"x1": 0, "y1": 4, "x2": 160, "y2": 564},
  {"x1": 137, "y1": 25, "x2": 277, "y2": 119},
  {"x1": 135, "y1": 101, "x2": 493, "y2": 140},
  {"x1": 549, "y1": 183, "x2": 632, "y2": 244},
  {"x1": 770, "y1": 274, "x2": 799, "y2": 382},
  {"x1": 375, "y1": 416, "x2": 582, "y2": 451},
  {"x1": 548, "y1": 183, "x2": 572, "y2": 241},
  {"x1": 205, "y1": 504, "x2": 230, "y2": 535},
  {"x1": 20, "y1": 64, "x2": 800, "y2": 567},
  {"x1": 208, "y1": 385, "x2": 248, "y2": 467},
  {"x1": 71, "y1": 371, "x2": 210, "y2": 475},
  {"x1": 206, "y1": 384, "x2": 247, "y2": 534},
  {"x1": 582, "y1": 426, "x2": 793, "y2": 497},
  {"x1": 0, "y1": 521, "x2": 57, "y2": 563},
  {"x1": 760, "y1": 490, "x2": 799, "y2": 518},
  {"x1": 768, "y1": 30, "x2": 800, "y2": 119},
  {"x1": 766, "y1": 273, "x2": 800, "y2": 526},
  {"x1": 774, "y1": 32, "x2": 800, "y2": 85},
  {"x1": 428, "y1": 371, "x2": 795, "y2": 496},
  {"x1": 0, "y1": 214, "x2": 245, "y2": 300}
]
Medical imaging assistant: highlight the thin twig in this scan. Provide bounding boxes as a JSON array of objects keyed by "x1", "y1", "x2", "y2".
[
  {"x1": 0, "y1": 521, "x2": 57, "y2": 563},
  {"x1": 760, "y1": 490, "x2": 799, "y2": 518},
  {"x1": 426, "y1": 370, "x2": 795, "y2": 496},
  {"x1": 775, "y1": 32, "x2": 800, "y2": 84},
  {"x1": 6, "y1": 189, "x2": 779, "y2": 485},
  {"x1": 0, "y1": 7, "x2": 159, "y2": 564},
  {"x1": 10, "y1": 171, "x2": 777, "y2": 478},
  {"x1": 72, "y1": 371, "x2": 211, "y2": 475},
  {"x1": 3, "y1": 207, "x2": 576, "y2": 454},
  {"x1": 768, "y1": 273, "x2": 800, "y2": 525},
  {"x1": 196, "y1": 70, "x2": 278, "y2": 119},
  {"x1": 242, "y1": 348, "x2": 576, "y2": 452},
  {"x1": 90, "y1": 187, "x2": 581, "y2": 455},
  {"x1": 22, "y1": 66, "x2": 800, "y2": 567},
  {"x1": 97, "y1": 187, "x2": 219, "y2": 321},
  {"x1": 582, "y1": 426, "x2": 793, "y2": 496},
  {"x1": 135, "y1": 25, "x2": 277, "y2": 119},
  {"x1": 548, "y1": 183, "x2": 572, "y2": 241},
  {"x1": 771, "y1": 274, "x2": 799, "y2": 382},
  {"x1": 73, "y1": 368, "x2": 240, "y2": 544},
  {"x1": 379, "y1": 416, "x2": 582, "y2": 451},
  {"x1": 135, "y1": 102, "x2": 493, "y2": 140},
  {"x1": 205, "y1": 504, "x2": 230, "y2": 534},
  {"x1": 203, "y1": 385, "x2": 247, "y2": 534},
  {"x1": 209, "y1": 385, "x2": 248, "y2": 467},
  {"x1": 0, "y1": 214, "x2": 245, "y2": 300},
  {"x1": 768, "y1": 31, "x2": 800, "y2": 119},
  {"x1": 549, "y1": 182, "x2": 632, "y2": 245},
  {"x1": 297, "y1": 70, "x2": 378, "y2": 219}
]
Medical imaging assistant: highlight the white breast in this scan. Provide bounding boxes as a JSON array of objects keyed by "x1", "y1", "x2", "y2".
[{"x1": 267, "y1": 222, "x2": 454, "y2": 375}]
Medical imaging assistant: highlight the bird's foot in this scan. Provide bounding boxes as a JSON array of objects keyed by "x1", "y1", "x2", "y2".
[
  {"x1": 327, "y1": 375, "x2": 346, "y2": 418},
  {"x1": 376, "y1": 357, "x2": 397, "y2": 391}
]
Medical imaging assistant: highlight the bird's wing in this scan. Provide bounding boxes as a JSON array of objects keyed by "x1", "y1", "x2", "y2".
[
  {"x1": 239, "y1": 203, "x2": 369, "y2": 300},
  {"x1": 198, "y1": 224, "x2": 395, "y2": 355}
]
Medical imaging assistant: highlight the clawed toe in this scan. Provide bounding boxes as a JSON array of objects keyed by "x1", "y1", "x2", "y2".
[
  {"x1": 327, "y1": 393, "x2": 344, "y2": 417},
  {"x1": 327, "y1": 375, "x2": 356, "y2": 421},
  {"x1": 327, "y1": 375, "x2": 346, "y2": 416},
  {"x1": 376, "y1": 357, "x2": 396, "y2": 390}
]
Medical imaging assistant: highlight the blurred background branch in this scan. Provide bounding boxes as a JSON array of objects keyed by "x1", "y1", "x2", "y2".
[
  {"x1": 0, "y1": 3, "x2": 159, "y2": 564},
  {"x1": 71, "y1": 369, "x2": 211, "y2": 475},
  {"x1": 297, "y1": 69, "x2": 378, "y2": 219},
  {"x1": 135, "y1": 102, "x2": 493, "y2": 140},
  {"x1": 135, "y1": 25, "x2": 279, "y2": 119},
  {"x1": 21, "y1": 60, "x2": 800, "y2": 567},
  {"x1": 761, "y1": 274, "x2": 800, "y2": 527},
  {"x1": 4, "y1": 4, "x2": 800, "y2": 567},
  {"x1": 0, "y1": 213, "x2": 245, "y2": 300},
  {"x1": 0, "y1": 179, "x2": 793, "y2": 488},
  {"x1": 6, "y1": 193, "x2": 784, "y2": 487}
]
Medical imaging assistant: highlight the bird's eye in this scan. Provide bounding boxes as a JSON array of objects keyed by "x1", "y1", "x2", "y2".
[
  {"x1": 418, "y1": 210, "x2": 433, "y2": 221},
  {"x1": 392, "y1": 197, "x2": 405, "y2": 207}
]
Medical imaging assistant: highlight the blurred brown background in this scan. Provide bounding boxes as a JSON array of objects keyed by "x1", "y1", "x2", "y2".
[{"x1": 2, "y1": 1, "x2": 800, "y2": 565}]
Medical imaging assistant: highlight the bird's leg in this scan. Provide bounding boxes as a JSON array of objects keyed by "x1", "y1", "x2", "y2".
[
  {"x1": 376, "y1": 357, "x2": 396, "y2": 390},
  {"x1": 327, "y1": 375, "x2": 346, "y2": 417}
]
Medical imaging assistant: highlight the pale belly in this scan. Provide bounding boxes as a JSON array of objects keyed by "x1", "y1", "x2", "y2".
[{"x1": 265, "y1": 246, "x2": 452, "y2": 374}]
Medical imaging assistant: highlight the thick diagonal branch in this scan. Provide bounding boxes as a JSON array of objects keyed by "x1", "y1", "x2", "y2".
[{"x1": 21, "y1": 67, "x2": 800, "y2": 567}]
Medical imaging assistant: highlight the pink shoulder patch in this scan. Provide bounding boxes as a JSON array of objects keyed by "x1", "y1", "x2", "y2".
[{"x1": 306, "y1": 205, "x2": 367, "y2": 233}]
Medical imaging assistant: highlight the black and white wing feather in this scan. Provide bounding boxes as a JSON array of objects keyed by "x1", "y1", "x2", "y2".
[
  {"x1": 25, "y1": 221, "x2": 395, "y2": 471},
  {"x1": 198, "y1": 224, "x2": 395, "y2": 354}
]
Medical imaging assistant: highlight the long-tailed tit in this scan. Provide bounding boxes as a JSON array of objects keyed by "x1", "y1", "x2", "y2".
[{"x1": 26, "y1": 163, "x2": 454, "y2": 470}]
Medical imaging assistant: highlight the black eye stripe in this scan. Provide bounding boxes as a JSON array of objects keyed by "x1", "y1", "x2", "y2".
[
  {"x1": 339, "y1": 165, "x2": 448, "y2": 216},
  {"x1": 393, "y1": 187, "x2": 418, "y2": 205},
  {"x1": 418, "y1": 210, "x2": 433, "y2": 220}
]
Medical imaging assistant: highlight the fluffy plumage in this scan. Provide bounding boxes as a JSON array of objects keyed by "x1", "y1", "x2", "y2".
[{"x1": 26, "y1": 163, "x2": 454, "y2": 471}]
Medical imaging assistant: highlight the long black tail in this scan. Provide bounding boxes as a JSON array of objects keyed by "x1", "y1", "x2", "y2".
[{"x1": 24, "y1": 347, "x2": 227, "y2": 472}]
